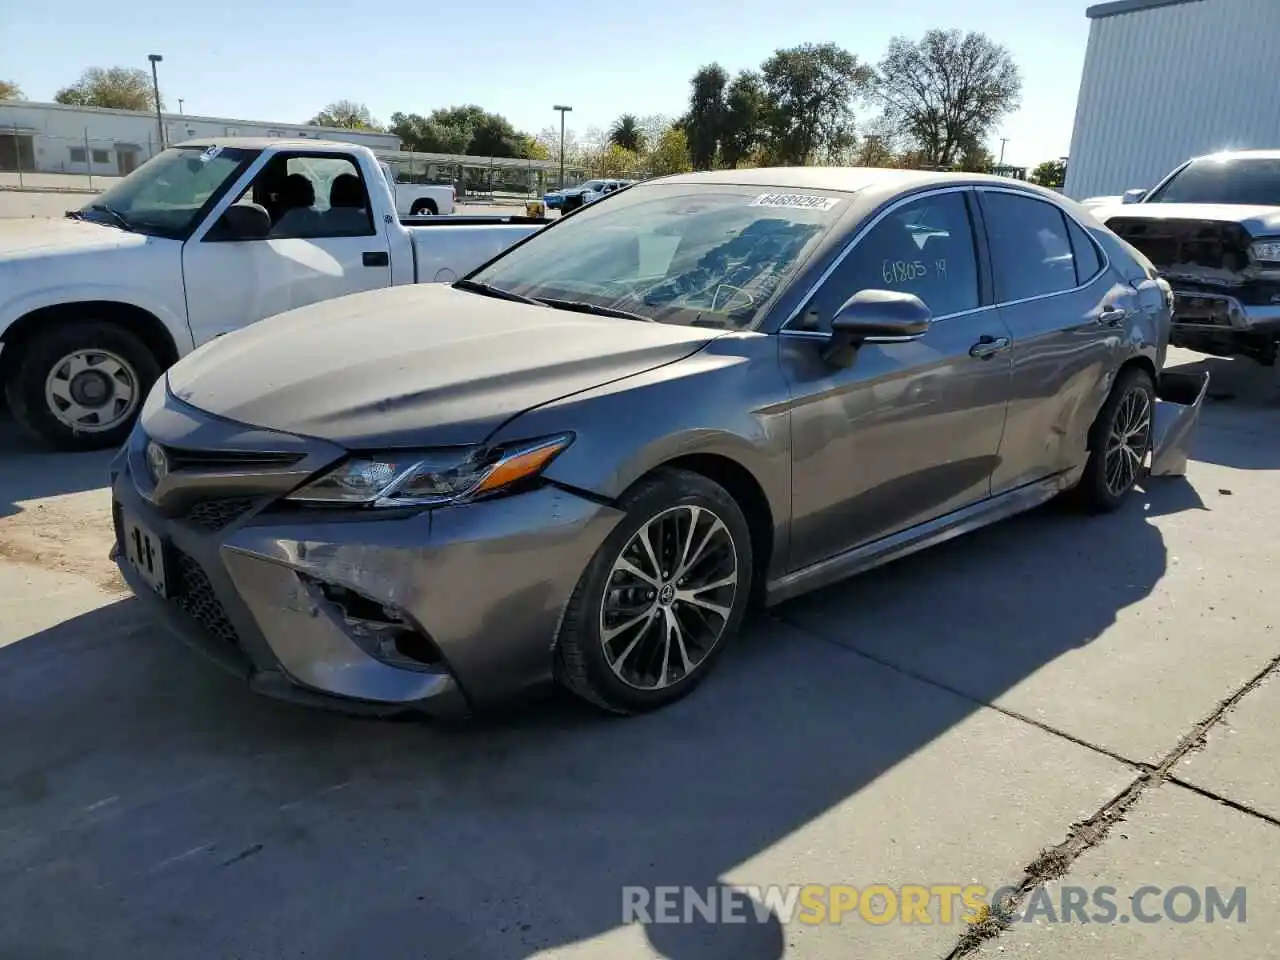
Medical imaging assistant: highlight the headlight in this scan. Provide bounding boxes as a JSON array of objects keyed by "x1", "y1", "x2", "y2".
[
  {"x1": 286, "y1": 433, "x2": 572, "y2": 508},
  {"x1": 1251, "y1": 238, "x2": 1280, "y2": 265}
]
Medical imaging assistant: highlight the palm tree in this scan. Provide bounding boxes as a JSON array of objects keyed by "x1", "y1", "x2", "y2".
[{"x1": 609, "y1": 115, "x2": 645, "y2": 153}]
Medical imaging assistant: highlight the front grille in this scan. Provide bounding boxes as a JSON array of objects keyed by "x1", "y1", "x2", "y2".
[
  {"x1": 170, "y1": 547, "x2": 240, "y2": 647},
  {"x1": 182, "y1": 497, "x2": 256, "y2": 531},
  {"x1": 159, "y1": 445, "x2": 304, "y2": 471}
]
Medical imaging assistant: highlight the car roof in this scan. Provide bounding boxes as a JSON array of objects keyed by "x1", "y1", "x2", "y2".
[
  {"x1": 171, "y1": 136, "x2": 368, "y2": 152},
  {"x1": 1186, "y1": 149, "x2": 1280, "y2": 163},
  {"x1": 651, "y1": 166, "x2": 1040, "y2": 194}
]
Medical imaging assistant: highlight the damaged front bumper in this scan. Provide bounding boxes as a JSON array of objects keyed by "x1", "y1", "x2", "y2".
[{"x1": 1149, "y1": 368, "x2": 1211, "y2": 477}]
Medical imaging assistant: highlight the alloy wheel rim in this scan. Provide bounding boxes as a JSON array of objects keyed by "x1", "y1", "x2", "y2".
[
  {"x1": 43, "y1": 349, "x2": 139, "y2": 433},
  {"x1": 1104, "y1": 386, "x2": 1152, "y2": 497},
  {"x1": 599, "y1": 505, "x2": 739, "y2": 691}
]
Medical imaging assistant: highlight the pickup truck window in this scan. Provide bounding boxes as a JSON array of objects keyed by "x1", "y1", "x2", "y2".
[
  {"x1": 75, "y1": 145, "x2": 256, "y2": 239},
  {"x1": 1145, "y1": 157, "x2": 1280, "y2": 206},
  {"x1": 225, "y1": 153, "x2": 375, "y2": 239},
  {"x1": 468, "y1": 183, "x2": 845, "y2": 330}
]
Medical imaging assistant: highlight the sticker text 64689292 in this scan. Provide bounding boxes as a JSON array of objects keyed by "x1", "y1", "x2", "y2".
[{"x1": 749, "y1": 193, "x2": 842, "y2": 211}]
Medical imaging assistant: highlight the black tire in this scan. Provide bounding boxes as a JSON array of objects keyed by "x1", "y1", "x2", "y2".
[
  {"x1": 1072, "y1": 365, "x2": 1156, "y2": 513},
  {"x1": 3, "y1": 320, "x2": 161, "y2": 451},
  {"x1": 410, "y1": 200, "x2": 437, "y2": 216},
  {"x1": 555, "y1": 468, "x2": 754, "y2": 715}
]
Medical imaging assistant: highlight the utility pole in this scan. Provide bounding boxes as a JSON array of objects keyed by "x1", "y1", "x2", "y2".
[
  {"x1": 148, "y1": 54, "x2": 165, "y2": 150},
  {"x1": 553, "y1": 104, "x2": 572, "y2": 190},
  {"x1": 178, "y1": 98, "x2": 184, "y2": 114},
  {"x1": 998, "y1": 138, "x2": 1010, "y2": 165}
]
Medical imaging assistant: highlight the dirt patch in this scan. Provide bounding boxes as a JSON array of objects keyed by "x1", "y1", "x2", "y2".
[{"x1": 0, "y1": 495, "x2": 125, "y2": 594}]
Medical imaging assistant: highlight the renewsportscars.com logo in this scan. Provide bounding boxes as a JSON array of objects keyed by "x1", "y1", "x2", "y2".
[{"x1": 622, "y1": 884, "x2": 1247, "y2": 926}]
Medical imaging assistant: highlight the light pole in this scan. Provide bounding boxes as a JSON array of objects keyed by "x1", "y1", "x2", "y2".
[
  {"x1": 553, "y1": 104, "x2": 572, "y2": 189},
  {"x1": 178, "y1": 98, "x2": 184, "y2": 114},
  {"x1": 998, "y1": 137, "x2": 1010, "y2": 165},
  {"x1": 148, "y1": 54, "x2": 165, "y2": 150}
]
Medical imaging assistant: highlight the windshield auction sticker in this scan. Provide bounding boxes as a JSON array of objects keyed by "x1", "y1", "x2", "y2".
[{"x1": 750, "y1": 193, "x2": 842, "y2": 211}]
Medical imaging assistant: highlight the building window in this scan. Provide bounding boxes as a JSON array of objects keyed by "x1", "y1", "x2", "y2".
[
  {"x1": 69, "y1": 147, "x2": 86, "y2": 163},
  {"x1": 92, "y1": 149, "x2": 110, "y2": 164}
]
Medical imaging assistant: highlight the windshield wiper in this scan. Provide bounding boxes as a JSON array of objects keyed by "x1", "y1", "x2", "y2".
[
  {"x1": 534, "y1": 297, "x2": 652, "y2": 322},
  {"x1": 452, "y1": 278, "x2": 541, "y2": 305},
  {"x1": 87, "y1": 203, "x2": 133, "y2": 232}
]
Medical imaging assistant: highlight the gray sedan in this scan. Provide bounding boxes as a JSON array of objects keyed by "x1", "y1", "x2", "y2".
[{"x1": 110, "y1": 168, "x2": 1209, "y2": 718}]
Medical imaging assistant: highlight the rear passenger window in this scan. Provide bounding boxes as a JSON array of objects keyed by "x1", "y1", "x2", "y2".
[
  {"x1": 981, "y1": 192, "x2": 1078, "y2": 302},
  {"x1": 1067, "y1": 218, "x2": 1103, "y2": 285}
]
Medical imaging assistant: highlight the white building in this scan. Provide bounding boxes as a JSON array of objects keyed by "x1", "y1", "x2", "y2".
[
  {"x1": 0, "y1": 100, "x2": 401, "y2": 177},
  {"x1": 1064, "y1": 0, "x2": 1280, "y2": 200}
]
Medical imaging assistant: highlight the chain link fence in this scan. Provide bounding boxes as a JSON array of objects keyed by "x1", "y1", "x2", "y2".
[{"x1": 0, "y1": 126, "x2": 171, "y2": 193}]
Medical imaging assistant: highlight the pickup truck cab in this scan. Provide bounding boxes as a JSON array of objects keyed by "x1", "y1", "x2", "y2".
[
  {"x1": 1094, "y1": 150, "x2": 1280, "y2": 366},
  {"x1": 0, "y1": 138, "x2": 548, "y2": 450},
  {"x1": 377, "y1": 161, "x2": 455, "y2": 217}
]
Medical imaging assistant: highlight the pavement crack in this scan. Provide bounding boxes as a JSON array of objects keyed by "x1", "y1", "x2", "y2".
[
  {"x1": 942, "y1": 647, "x2": 1280, "y2": 958},
  {"x1": 1165, "y1": 775, "x2": 1280, "y2": 829},
  {"x1": 770, "y1": 612, "x2": 1139, "y2": 769}
]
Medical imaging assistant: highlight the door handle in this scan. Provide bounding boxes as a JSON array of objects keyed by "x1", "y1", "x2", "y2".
[
  {"x1": 969, "y1": 335, "x2": 1010, "y2": 360},
  {"x1": 362, "y1": 251, "x2": 390, "y2": 267},
  {"x1": 1098, "y1": 306, "x2": 1127, "y2": 325}
]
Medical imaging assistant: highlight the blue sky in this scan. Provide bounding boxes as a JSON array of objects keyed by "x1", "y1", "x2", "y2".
[{"x1": 4, "y1": 0, "x2": 1094, "y2": 167}]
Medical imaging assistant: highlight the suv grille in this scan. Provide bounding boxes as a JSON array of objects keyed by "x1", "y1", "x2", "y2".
[
  {"x1": 182, "y1": 498, "x2": 256, "y2": 531},
  {"x1": 171, "y1": 548, "x2": 240, "y2": 647}
]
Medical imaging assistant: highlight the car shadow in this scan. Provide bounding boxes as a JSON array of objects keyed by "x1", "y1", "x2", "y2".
[
  {"x1": 0, "y1": 477, "x2": 1191, "y2": 960},
  {"x1": 0, "y1": 420, "x2": 114, "y2": 519},
  {"x1": 1164, "y1": 352, "x2": 1280, "y2": 471}
]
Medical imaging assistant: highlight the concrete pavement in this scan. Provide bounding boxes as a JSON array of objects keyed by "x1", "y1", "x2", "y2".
[{"x1": 0, "y1": 348, "x2": 1277, "y2": 959}]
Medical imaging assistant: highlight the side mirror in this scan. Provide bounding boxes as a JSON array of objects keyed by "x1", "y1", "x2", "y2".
[
  {"x1": 824, "y1": 290, "x2": 932, "y2": 365},
  {"x1": 1122, "y1": 188, "x2": 1147, "y2": 204},
  {"x1": 209, "y1": 202, "x2": 271, "y2": 241}
]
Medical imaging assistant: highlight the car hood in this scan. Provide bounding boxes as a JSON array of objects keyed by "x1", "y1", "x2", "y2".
[
  {"x1": 0, "y1": 216, "x2": 144, "y2": 261},
  {"x1": 1095, "y1": 202, "x2": 1280, "y2": 237},
  {"x1": 166, "y1": 284, "x2": 721, "y2": 449}
]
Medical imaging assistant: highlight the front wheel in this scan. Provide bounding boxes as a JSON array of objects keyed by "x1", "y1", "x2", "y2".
[
  {"x1": 555, "y1": 468, "x2": 754, "y2": 714},
  {"x1": 1072, "y1": 365, "x2": 1156, "y2": 512},
  {"x1": 3, "y1": 321, "x2": 161, "y2": 451}
]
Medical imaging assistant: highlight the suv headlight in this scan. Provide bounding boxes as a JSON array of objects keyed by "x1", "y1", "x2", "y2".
[
  {"x1": 287, "y1": 433, "x2": 572, "y2": 508},
  {"x1": 1251, "y1": 238, "x2": 1280, "y2": 265}
]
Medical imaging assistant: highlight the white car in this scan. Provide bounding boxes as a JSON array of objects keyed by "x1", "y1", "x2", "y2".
[
  {"x1": 0, "y1": 138, "x2": 545, "y2": 450},
  {"x1": 377, "y1": 162, "x2": 456, "y2": 217}
]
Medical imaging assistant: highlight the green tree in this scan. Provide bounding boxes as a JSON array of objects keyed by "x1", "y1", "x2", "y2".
[
  {"x1": 683, "y1": 63, "x2": 729, "y2": 170},
  {"x1": 390, "y1": 106, "x2": 531, "y2": 157},
  {"x1": 608, "y1": 114, "x2": 645, "y2": 153},
  {"x1": 875, "y1": 29, "x2": 1022, "y2": 169},
  {"x1": 310, "y1": 100, "x2": 381, "y2": 130},
  {"x1": 645, "y1": 124, "x2": 693, "y2": 176},
  {"x1": 956, "y1": 138, "x2": 995, "y2": 173},
  {"x1": 54, "y1": 67, "x2": 159, "y2": 111},
  {"x1": 0, "y1": 80, "x2": 22, "y2": 101},
  {"x1": 760, "y1": 43, "x2": 875, "y2": 165},
  {"x1": 720, "y1": 71, "x2": 766, "y2": 168},
  {"x1": 1031, "y1": 158, "x2": 1068, "y2": 188}
]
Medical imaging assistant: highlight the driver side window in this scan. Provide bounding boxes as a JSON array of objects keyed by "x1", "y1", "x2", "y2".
[{"x1": 799, "y1": 191, "x2": 980, "y2": 331}]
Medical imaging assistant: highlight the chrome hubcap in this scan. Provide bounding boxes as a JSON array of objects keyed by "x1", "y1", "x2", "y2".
[
  {"x1": 44, "y1": 349, "x2": 139, "y2": 433},
  {"x1": 599, "y1": 505, "x2": 739, "y2": 691},
  {"x1": 1104, "y1": 386, "x2": 1152, "y2": 496}
]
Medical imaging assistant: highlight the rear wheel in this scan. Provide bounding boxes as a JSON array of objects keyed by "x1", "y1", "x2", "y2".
[
  {"x1": 556, "y1": 469, "x2": 753, "y2": 714},
  {"x1": 1073, "y1": 366, "x2": 1155, "y2": 512},
  {"x1": 410, "y1": 199, "x2": 437, "y2": 216},
  {"x1": 3, "y1": 320, "x2": 161, "y2": 451}
]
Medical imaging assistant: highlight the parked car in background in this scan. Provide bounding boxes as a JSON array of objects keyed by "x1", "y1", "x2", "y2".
[
  {"x1": 111, "y1": 167, "x2": 1207, "y2": 721},
  {"x1": 376, "y1": 162, "x2": 456, "y2": 216},
  {"x1": 557, "y1": 178, "x2": 629, "y2": 214},
  {"x1": 1093, "y1": 150, "x2": 1280, "y2": 367},
  {"x1": 0, "y1": 138, "x2": 547, "y2": 450}
]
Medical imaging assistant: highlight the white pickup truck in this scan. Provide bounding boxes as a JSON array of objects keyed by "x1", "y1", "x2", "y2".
[
  {"x1": 377, "y1": 161, "x2": 456, "y2": 217},
  {"x1": 0, "y1": 137, "x2": 548, "y2": 450}
]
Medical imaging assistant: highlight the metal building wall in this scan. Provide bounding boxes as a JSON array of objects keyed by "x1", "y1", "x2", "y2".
[{"x1": 1064, "y1": 0, "x2": 1280, "y2": 199}]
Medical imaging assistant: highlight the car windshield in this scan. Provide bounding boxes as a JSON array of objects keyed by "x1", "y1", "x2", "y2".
[
  {"x1": 581, "y1": 180, "x2": 606, "y2": 190},
  {"x1": 1145, "y1": 157, "x2": 1280, "y2": 206},
  {"x1": 75, "y1": 145, "x2": 255, "y2": 237},
  {"x1": 468, "y1": 183, "x2": 846, "y2": 330}
]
